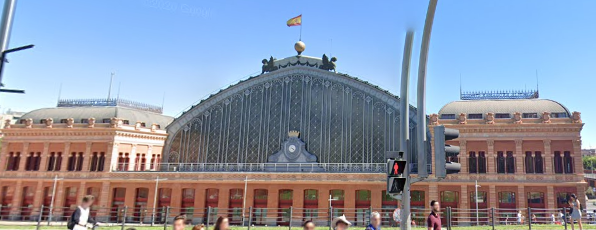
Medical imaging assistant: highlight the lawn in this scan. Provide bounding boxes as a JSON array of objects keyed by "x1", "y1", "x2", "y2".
[{"x1": 1, "y1": 225, "x2": 596, "y2": 230}]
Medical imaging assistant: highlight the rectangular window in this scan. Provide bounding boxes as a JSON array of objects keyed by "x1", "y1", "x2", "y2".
[
  {"x1": 522, "y1": 113, "x2": 538, "y2": 118},
  {"x1": 123, "y1": 120, "x2": 130, "y2": 125},
  {"x1": 81, "y1": 119, "x2": 88, "y2": 123},
  {"x1": 495, "y1": 113, "x2": 511, "y2": 119},
  {"x1": 411, "y1": 191, "x2": 425, "y2": 202},
  {"x1": 534, "y1": 151, "x2": 544, "y2": 173},
  {"x1": 564, "y1": 151, "x2": 573, "y2": 174},
  {"x1": 440, "y1": 114, "x2": 456, "y2": 119},
  {"x1": 525, "y1": 151, "x2": 534, "y2": 173},
  {"x1": 499, "y1": 192, "x2": 515, "y2": 204},
  {"x1": 471, "y1": 191, "x2": 487, "y2": 204},
  {"x1": 468, "y1": 114, "x2": 483, "y2": 119},
  {"x1": 102, "y1": 118, "x2": 110, "y2": 123},
  {"x1": 496, "y1": 151, "x2": 506, "y2": 173},
  {"x1": 469, "y1": 151, "x2": 477, "y2": 173},
  {"x1": 506, "y1": 151, "x2": 515, "y2": 173},
  {"x1": 478, "y1": 151, "x2": 487, "y2": 174},
  {"x1": 527, "y1": 192, "x2": 544, "y2": 204},
  {"x1": 551, "y1": 113, "x2": 568, "y2": 118},
  {"x1": 554, "y1": 151, "x2": 563, "y2": 174},
  {"x1": 60, "y1": 119, "x2": 68, "y2": 123}
]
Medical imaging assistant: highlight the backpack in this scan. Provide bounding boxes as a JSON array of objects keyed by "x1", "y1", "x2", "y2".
[{"x1": 67, "y1": 208, "x2": 78, "y2": 230}]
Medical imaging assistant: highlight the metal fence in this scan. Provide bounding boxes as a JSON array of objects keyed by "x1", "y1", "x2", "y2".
[
  {"x1": 0, "y1": 205, "x2": 594, "y2": 230},
  {"x1": 112, "y1": 163, "x2": 387, "y2": 173}
]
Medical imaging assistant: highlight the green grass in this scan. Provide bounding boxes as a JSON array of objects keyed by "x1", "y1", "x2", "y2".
[{"x1": 2, "y1": 225, "x2": 596, "y2": 230}]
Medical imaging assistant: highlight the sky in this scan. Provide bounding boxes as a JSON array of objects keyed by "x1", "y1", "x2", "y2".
[{"x1": 1, "y1": 0, "x2": 595, "y2": 147}]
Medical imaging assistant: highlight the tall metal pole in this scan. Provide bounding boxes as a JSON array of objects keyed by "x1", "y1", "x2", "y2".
[
  {"x1": 417, "y1": 0, "x2": 438, "y2": 179},
  {"x1": 242, "y1": 176, "x2": 248, "y2": 226},
  {"x1": 0, "y1": 0, "x2": 17, "y2": 84},
  {"x1": 107, "y1": 72, "x2": 114, "y2": 101},
  {"x1": 399, "y1": 31, "x2": 415, "y2": 230},
  {"x1": 475, "y1": 180, "x2": 479, "y2": 226},
  {"x1": 47, "y1": 175, "x2": 58, "y2": 225},
  {"x1": 151, "y1": 176, "x2": 159, "y2": 226}
]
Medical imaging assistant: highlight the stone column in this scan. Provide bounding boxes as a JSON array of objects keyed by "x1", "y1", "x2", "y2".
[
  {"x1": 106, "y1": 142, "x2": 118, "y2": 172},
  {"x1": 9, "y1": 180, "x2": 23, "y2": 218},
  {"x1": 515, "y1": 140, "x2": 524, "y2": 174},
  {"x1": 293, "y1": 188, "x2": 304, "y2": 224},
  {"x1": 18, "y1": 143, "x2": 29, "y2": 171},
  {"x1": 60, "y1": 143, "x2": 71, "y2": 172},
  {"x1": 460, "y1": 185, "x2": 470, "y2": 222},
  {"x1": 218, "y1": 187, "x2": 230, "y2": 213},
  {"x1": 32, "y1": 180, "x2": 44, "y2": 215},
  {"x1": 517, "y1": 185, "x2": 525, "y2": 212},
  {"x1": 0, "y1": 142, "x2": 9, "y2": 171},
  {"x1": 266, "y1": 188, "x2": 279, "y2": 226},
  {"x1": 129, "y1": 144, "x2": 137, "y2": 171},
  {"x1": 460, "y1": 140, "x2": 468, "y2": 173},
  {"x1": 53, "y1": 180, "x2": 66, "y2": 218},
  {"x1": 546, "y1": 186, "x2": 555, "y2": 210},
  {"x1": 487, "y1": 140, "x2": 495, "y2": 174},
  {"x1": 489, "y1": 185, "x2": 497, "y2": 209},
  {"x1": 428, "y1": 184, "x2": 439, "y2": 206},
  {"x1": 371, "y1": 188, "x2": 383, "y2": 209},
  {"x1": 96, "y1": 181, "x2": 111, "y2": 222},
  {"x1": 81, "y1": 142, "x2": 92, "y2": 171},
  {"x1": 145, "y1": 146, "x2": 153, "y2": 171},
  {"x1": 39, "y1": 143, "x2": 50, "y2": 171},
  {"x1": 194, "y1": 188, "x2": 206, "y2": 223},
  {"x1": 318, "y1": 189, "x2": 330, "y2": 225},
  {"x1": 344, "y1": 189, "x2": 356, "y2": 222},
  {"x1": 543, "y1": 140, "x2": 553, "y2": 174},
  {"x1": 77, "y1": 181, "x2": 87, "y2": 201},
  {"x1": 573, "y1": 139, "x2": 583, "y2": 175}
]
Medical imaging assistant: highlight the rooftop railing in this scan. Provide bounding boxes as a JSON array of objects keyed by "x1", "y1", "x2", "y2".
[{"x1": 57, "y1": 98, "x2": 163, "y2": 114}]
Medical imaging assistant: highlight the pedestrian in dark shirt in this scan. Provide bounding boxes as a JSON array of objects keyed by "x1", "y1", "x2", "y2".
[{"x1": 427, "y1": 200, "x2": 441, "y2": 230}]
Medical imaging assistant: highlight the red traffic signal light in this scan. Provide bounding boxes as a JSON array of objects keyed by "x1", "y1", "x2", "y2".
[{"x1": 387, "y1": 159, "x2": 406, "y2": 176}]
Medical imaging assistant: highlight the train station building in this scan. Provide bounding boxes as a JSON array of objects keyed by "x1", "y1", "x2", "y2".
[{"x1": 0, "y1": 43, "x2": 586, "y2": 226}]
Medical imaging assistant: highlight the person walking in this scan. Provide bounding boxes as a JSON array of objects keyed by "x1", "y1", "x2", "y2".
[
  {"x1": 172, "y1": 215, "x2": 186, "y2": 230},
  {"x1": 517, "y1": 210, "x2": 524, "y2": 225},
  {"x1": 365, "y1": 211, "x2": 381, "y2": 230},
  {"x1": 214, "y1": 216, "x2": 230, "y2": 230},
  {"x1": 303, "y1": 220, "x2": 315, "y2": 230},
  {"x1": 427, "y1": 200, "x2": 441, "y2": 230},
  {"x1": 67, "y1": 195, "x2": 97, "y2": 230},
  {"x1": 332, "y1": 215, "x2": 352, "y2": 230},
  {"x1": 569, "y1": 194, "x2": 583, "y2": 230}
]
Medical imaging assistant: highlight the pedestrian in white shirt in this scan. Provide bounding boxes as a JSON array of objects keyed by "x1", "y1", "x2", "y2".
[{"x1": 68, "y1": 195, "x2": 97, "y2": 230}]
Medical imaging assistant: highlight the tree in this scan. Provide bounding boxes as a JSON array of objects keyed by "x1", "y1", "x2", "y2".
[{"x1": 583, "y1": 156, "x2": 596, "y2": 171}]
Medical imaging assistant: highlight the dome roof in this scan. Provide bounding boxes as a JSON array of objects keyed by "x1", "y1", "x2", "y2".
[
  {"x1": 21, "y1": 106, "x2": 174, "y2": 128},
  {"x1": 438, "y1": 99, "x2": 571, "y2": 117}
]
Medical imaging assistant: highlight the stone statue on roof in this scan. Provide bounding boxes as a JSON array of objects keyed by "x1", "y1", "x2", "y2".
[
  {"x1": 261, "y1": 56, "x2": 278, "y2": 74},
  {"x1": 319, "y1": 54, "x2": 337, "y2": 73}
]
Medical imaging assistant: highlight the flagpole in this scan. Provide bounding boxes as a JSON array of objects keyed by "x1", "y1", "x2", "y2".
[{"x1": 299, "y1": 14, "x2": 302, "y2": 41}]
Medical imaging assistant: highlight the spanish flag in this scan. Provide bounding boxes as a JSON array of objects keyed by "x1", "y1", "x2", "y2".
[{"x1": 287, "y1": 15, "x2": 302, "y2": 27}]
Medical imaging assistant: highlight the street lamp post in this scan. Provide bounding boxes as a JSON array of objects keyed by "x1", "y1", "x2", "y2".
[
  {"x1": 47, "y1": 175, "x2": 63, "y2": 226},
  {"x1": 475, "y1": 180, "x2": 481, "y2": 226},
  {"x1": 328, "y1": 194, "x2": 338, "y2": 230},
  {"x1": 242, "y1": 176, "x2": 254, "y2": 226},
  {"x1": 151, "y1": 176, "x2": 167, "y2": 226}
]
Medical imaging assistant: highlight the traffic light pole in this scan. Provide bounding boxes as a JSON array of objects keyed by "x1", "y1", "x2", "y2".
[
  {"x1": 398, "y1": 30, "x2": 414, "y2": 230},
  {"x1": 396, "y1": 1, "x2": 438, "y2": 229}
]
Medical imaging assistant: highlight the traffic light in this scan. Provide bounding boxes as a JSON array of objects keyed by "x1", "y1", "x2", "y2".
[
  {"x1": 386, "y1": 151, "x2": 407, "y2": 194},
  {"x1": 434, "y1": 125, "x2": 461, "y2": 179}
]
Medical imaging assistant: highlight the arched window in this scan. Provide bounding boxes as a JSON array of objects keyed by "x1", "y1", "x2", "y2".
[
  {"x1": 534, "y1": 152, "x2": 543, "y2": 173},
  {"x1": 303, "y1": 189, "x2": 318, "y2": 219},
  {"x1": 525, "y1": 151, "x2": 534, "y2": 173},
  {"x1": 67, "y1": 152, "x2": 76, "y2": 171},
  {"x1": 506, "y1": 151, "x2": 515, "y2": 173},
  {"x1": 90, "y1": 152, "x2": 99, "y2": 171},
  {"x1": 564, "y1": 151, "x2": 573, "y2": 173},
  {"x1": 554, "y1": 151, "x2": 563, "y2": 173},
  {"x1": 478, "y1": 151, "x2": 487, "y2": 173},
  {"x1": 330, "y1": 189, "x2": 345, "y2": 217},
  {"x1": 97, "y1": 152, "x2": 105, "y2": 172},
  {"x1": 496, "y1": 151, "x2": 506, "y2": 173},
  {"x1": 76, "y1": 152, "x2": 84, "y2": 171},
  {"x1": 469, "y1": 151, "x2": 477, "y2": 173},
  {"x1": 47, "y1": 152, "x2": 56, "y2": 171}
]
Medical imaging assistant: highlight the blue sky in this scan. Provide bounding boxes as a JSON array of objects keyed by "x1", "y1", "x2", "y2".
[{"x1": 2, "y1": 0, "x2": 595, "y2": 147}]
